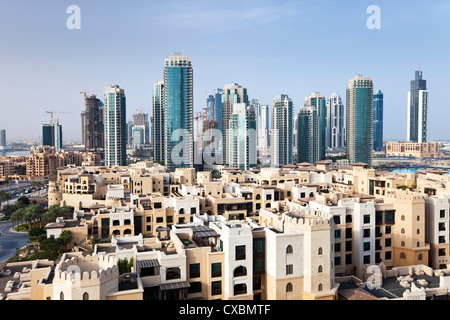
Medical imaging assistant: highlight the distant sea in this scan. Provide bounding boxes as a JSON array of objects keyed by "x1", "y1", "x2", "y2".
[
  {"x1": 391, "y1": 167, "x2": 450, "y2": 173},
  {"x1": 0, "y1": 150, "x2": 30, "y2": 157}
]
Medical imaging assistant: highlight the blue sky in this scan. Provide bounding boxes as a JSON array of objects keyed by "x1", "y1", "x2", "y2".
[{"x1": 0, "y1": 0, "x2": 449, "y2": 142}]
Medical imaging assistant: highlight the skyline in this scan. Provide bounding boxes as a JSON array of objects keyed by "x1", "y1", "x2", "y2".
[{"x1": 1, "y1": 0, "x2": 450, "y2": 142}]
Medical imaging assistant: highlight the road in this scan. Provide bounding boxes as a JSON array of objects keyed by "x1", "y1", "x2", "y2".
[{"x1": 0, "y1": 220, "x2": 30, "y2": 262}]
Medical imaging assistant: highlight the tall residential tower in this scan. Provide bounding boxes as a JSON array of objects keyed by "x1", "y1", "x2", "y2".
[
  {"x1": 407, "y1": 70, "x2": 428, "y2": 143},
  {"x1": 346, "y1": 74, "x2": 373, "y2": 165},
  {"x1": 326, "y1": 92, "x2": 345, "y2": 151},
  {"x1": 163, "y1": 53, "x2": 193, "y2": 171},
  {"x1": 271, "y1": 94, "x2": 293, "y2": 167},
  {"x1": 152, "y1": 81, "x2": 165, "y2": 164},
  {"x1": 373, "y1": 90, "x2": 384, "y2": 151},
  {"x1": 104, "y1": 85, "x2": 127, "y2": 166}
]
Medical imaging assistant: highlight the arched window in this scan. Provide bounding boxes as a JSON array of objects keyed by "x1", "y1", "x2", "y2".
[
  {"x1": 286, "y1": 245, "x2": 293, "y2": 254},
  {"x1": 401, "y1": 228, "x2": 405, "y2": 234},
  {"x1": 318, "y1": 247, "x2": 323, "y2": 255},
  {"x1": 417, "y1": 229, "x2": 420, "y2": 234},
  {"x1": 233, "y1": 266, "x2": 247, "y2": 277},
  {"x1": 318, "y1": 284, "x2": 323, "y2": 292},
  {"x1": 286, "y1": 282, "x2": 293, "y2": 292},
  {"x1": 401, "y1": 215, "x2": 405, "y2": 221},
  {"x1": 401, "y1": 241, "x2": 405, "y2": 247},
  {"x1": 346, "y1": 215, "x2": 352, "y2": 223},
  {"x1": 266, "y1": 203, "x2": 271, "y2": 208},
  {"x1": 417, "y1": 241, "x2": 420, "y2": 247},
  {"x1": 318, "y1": 265, "x2": 323, "y2": 273},
  {"x1": 83, "y1": 292, "x2": 89, "y2": 300},
  {"x1": 417, "y1": 215, "x2": 420, "y2": 221},
  {"x1": 418, "y1": 254, "x2": 423, "y2": 261},
  {"x1": 400, "y1": 252, "x2": 406, "y2": 259},
  {"x1": 60, "y1": 291, "x2": 64, "y2": 300},
  {"x1": 256, "y1": 194, "x2": 261, "y2": 200}
]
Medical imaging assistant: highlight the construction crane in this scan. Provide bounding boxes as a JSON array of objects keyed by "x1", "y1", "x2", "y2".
[
  {"x1": 45, "y1": 110, "x2": 73, "y2": 121},
  {"x1": 80, "y1": 89, "x2": 101, "y2": 99}
]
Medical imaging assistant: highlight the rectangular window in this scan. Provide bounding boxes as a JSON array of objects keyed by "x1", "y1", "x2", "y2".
[
  {"x1": 363, "y1": 215, "x2": 371, "y2": 224},
  {"x1": 146, "y1": 216, "x2": 151, "y2": 223},
  {"x1": 188, "y1": 281, "x2": 202, "y2": 294},
  {"x1": 253, "y1": 239, "x2": 263, "y2": 253},
  {"x1": 334, "y1": 229, "x2": 341, "y2": 239},
  {"x1": 385, "y1": 210, "x2": 395, "y2": 224},
  {"x1": 440, "y1": 210, "x2": 446, "y2": 219},
  {"x1": 346, "y1": 228, "x2": 352, "y2": 238},
  {"x1": 345, "y1": 241, "x2": 352, "y2": 252},
  {"x1": 253, "y1": 275, "x2": 262, "y2": 290},
  {"x1": 167, "y1": 216, "x2": 173, "y2": 223},
  {"x1": 286, "y1": 264, "x2": 293, "y2": 275},
  {"x1": 375, "y1": 211, "x2": 383, "y2": 225},
  {"x1": 385, "y1": 251, "x2": 392, "y2": 260},
  {"x1": 334, "y1": 243, "x2": 341, "y2": 253},
  {"x1": 334, "y1": 256, "x2": 341, "y2": 266},
  {"x1": 363, "y1": 242, "x2": 370, "y2": 251},
  {"x1": 254, "y1": 259, "x2": 264, "y2": 273},
  {"x1": 345, "y1": 254, "x2": 352, "y2": 265},
  {"x1": 385, "y1": 225, "x2": 391, "y2": 234},
  {"x1": 211, "y1": 281, "x2": 222, "y2": 296},
  {"x1": 156, "y1": 217, "x2": 164, "y2": 223},
  {"x1": 211, "y1": 263, "x2": 222, "y2": 278},
  {"x1": 385, "y1": 238, "x2": 392, "y2": 247},
  {"x1": 235, "y1": 245, "x2": 246, "y2": 260},
  {"x1": 363, "y1": 229, "x2": 371, "y2": 238},
  {"x1": 189, "y1": 263, "x2": 200, "y2": 278},
  {"x1": 363, "y1": 255, "x2": 370, "y2": 264}
]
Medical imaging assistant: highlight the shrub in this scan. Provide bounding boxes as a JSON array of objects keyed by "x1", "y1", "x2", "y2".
[{"x1": 28, "y1": 228, "x2": 46, "y2": 237}]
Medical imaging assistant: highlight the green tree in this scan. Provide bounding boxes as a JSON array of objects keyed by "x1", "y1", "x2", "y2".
[
  {"x1": 0, "y1": 190, "x2": 11, "y2": 211},
  {"x1": 57, "y1": 230, "x2": 72, "y2": 251},
  {"x1": 28, "y1": 205, "x2": 46, "y2": 227},
  {"x1": 16, "y1": 195, "x2": 30, "y2": 208},
  {"x1": 1, "y1": 204, "x2": 16, "y2": 215},
  {"x1": 11, "y1": 207, "x2": 27, "y2": 229},
  {"x1": 90, "y1": 236, "x2": 100, "y2": 251},
  {"x1": 40, "y1": 237, "x2": 60, "y2": 253}
]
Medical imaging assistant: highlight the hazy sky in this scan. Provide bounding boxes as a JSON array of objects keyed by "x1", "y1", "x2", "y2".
[{"x1": 1, "y1": 0, "x2": 449, "y2": 143}]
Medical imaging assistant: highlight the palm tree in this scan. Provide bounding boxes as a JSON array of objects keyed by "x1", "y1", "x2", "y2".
[
  {"x1": 12, "y1": 207, "x2": 26, "y2": 230},
  {"x1": 24, "y1": 207, "x2": 36, "y2": 230},
  {"x1": 90, "y1": 236, "x2": 100, "y2": 251},
  {"x1": 57, "y1": 230, "x2": 72, "y2": 251},
  {"x1": 28, "y1": 205, "x2": 45, "y2": 228}
]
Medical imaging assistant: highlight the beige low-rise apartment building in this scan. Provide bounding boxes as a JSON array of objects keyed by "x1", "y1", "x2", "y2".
[
  {"x1": 386, "y1": 141, "x2": 440, "y2": 158},
  {"x1": 1, "y1": 253, "x2": 143, "y2": 300}
]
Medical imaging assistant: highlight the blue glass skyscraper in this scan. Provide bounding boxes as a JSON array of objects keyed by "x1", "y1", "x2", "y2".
[
  {"x1": 164, "y1": 53, "x2": 193, "y2": 171},
  {"x1": 346, "y1": 75, "x2": 373, "y2": 165},
  {"x1": 373, "y1": 90, "x2": 383, "y2": 151}
]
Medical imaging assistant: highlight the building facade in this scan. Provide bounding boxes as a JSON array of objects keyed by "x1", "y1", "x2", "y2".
[
  {"x1": 152, "y1": 81, "x2": 165, "y2": 164},
  {"x1": 305, "y1": 92, "x2": 326, "y2": 161},
  {"x1": 373, "y1": 90, "x2": 384, "y2": 151},
  {"x1": 407, "y1": 70, "x2": 428, "y2": 143},
  {"x1": 104, "y1": 85, "x2": 127, "y2": 167},
  {"x1": 271, "y1": 95, "x2": 293, "y2": 167},
  {"x1": 346, "y1": 74, "x2": 373, "y2": 165},
  {"x1": 163, "y1": 53, "x2": 193, "y2": 172},
  {"x1": 297, "y1": 106, "x2": 319, "y2": 164},
  {"x1": 222, "y1": 83, "x2": 249, "y2": 165},
  {"x1": 326, "y1": 92, "x2": 345, "y2": 151}
]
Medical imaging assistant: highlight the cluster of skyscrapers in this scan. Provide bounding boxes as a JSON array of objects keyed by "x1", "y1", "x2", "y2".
[{"x1": 36, "y1": 53, "x2": 430, "y2": 172}]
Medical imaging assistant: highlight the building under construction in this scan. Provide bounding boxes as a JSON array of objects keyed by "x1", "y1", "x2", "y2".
[{"x1": 84, "y1": 94, "x2": 104, "y2": 153}]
